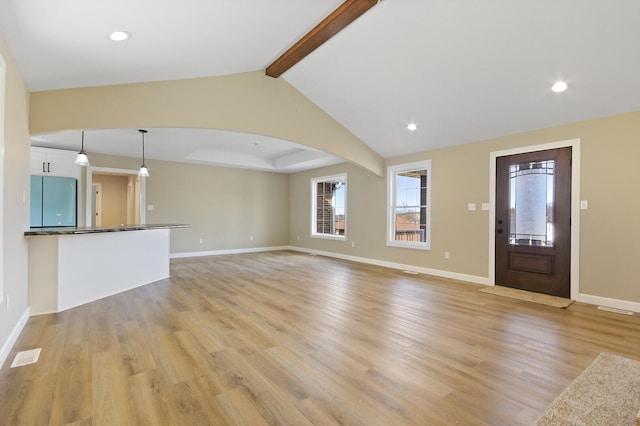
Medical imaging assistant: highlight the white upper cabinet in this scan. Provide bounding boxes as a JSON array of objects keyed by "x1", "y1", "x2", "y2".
[{"x1": 31, "y1": 147, "x2": 80, "y2": 179}]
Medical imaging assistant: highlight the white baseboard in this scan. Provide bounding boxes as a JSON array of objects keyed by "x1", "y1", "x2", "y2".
[
  {"x1": 170, "y1": 246, "x2": 290, "y2": 259},
  {"x1": 171, "y1": 245, "x2": 640, "y2": 314},
  {"x1": 0, "y1": 307, "x2": 31, "y2": 369},
  {"x1": 576, "y1": 293, "x2": 640, "y2": 314},
  {"x1": 288, "y1": 246, "x2": 490, "y2": 285}
]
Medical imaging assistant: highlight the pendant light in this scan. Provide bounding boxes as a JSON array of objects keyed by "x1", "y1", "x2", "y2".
[
  {"x1": 138, "y1": 129, "x2": 149, "y2": 177},
  {"x1": 75, "y1": 130, "x2": 90, "y2": 166}
]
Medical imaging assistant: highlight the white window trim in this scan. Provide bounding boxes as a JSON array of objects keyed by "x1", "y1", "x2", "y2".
[
  {"x1": 387, "y1": 160, "x2": 432, "y2": 250},
  {"x1": 310, "y1": 173, "x2": 347, "y2": 241}
]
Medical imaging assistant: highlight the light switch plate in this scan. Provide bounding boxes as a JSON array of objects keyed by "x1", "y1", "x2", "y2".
[
  {"x1": 147, "y1": 205, "x2": 154, "y2": 211},
  {"x1": 468, "y1": 203, "x2": 476, "y2": 211},
  {"x1": 481, "y1": 203, "x2": 490, "y2": 211},
  {"x1": 580, "y1": 200, "x2": 588, "y2": 210}
]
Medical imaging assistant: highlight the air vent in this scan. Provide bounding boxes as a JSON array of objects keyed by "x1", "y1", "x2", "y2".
[
  {"x1": 11, "y1": 348, "x2": 41, "y2": 368},
  {"x1": 597, "y1": 306, "x2": 634, "y2": 315}
]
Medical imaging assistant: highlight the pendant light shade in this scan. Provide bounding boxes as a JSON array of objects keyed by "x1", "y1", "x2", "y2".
[
  {"x1": 75, "y1": 131, "x2": 90, "y2": 166},
  {"x1": 138, "y1": 129, "x2": 149, "y2": 177}
]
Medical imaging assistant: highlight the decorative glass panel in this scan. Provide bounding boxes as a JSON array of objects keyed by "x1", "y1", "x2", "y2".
[{"x1": 508, "y1": 160, "x2": 554, "y2": 246}]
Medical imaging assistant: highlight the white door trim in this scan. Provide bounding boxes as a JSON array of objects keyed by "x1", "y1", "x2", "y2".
[
  {"x1": 92, "y1": 183, "x2": 102, "y2": 226},
  {"x1": 488, "y1": 139, "x2": 581, "y2": 299}
]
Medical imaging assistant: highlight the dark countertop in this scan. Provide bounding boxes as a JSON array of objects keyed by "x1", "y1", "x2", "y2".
[{"x1": 25, "y1": 223, "x2": 191, "y2": 236}]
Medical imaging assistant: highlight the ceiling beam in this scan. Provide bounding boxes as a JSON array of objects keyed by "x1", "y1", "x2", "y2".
[{"x1": 266, "y1": 0, "x2": 378, "y2": 78}]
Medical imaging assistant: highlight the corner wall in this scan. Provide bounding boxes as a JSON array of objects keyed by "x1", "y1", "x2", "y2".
[{"x1": 0, "y1": 34, "x2": 31, "y2": 367}]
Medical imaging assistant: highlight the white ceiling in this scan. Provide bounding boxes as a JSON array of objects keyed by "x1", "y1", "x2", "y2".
[{"x1": 3, "y1": 0, "x2": 640, "y2": 171}]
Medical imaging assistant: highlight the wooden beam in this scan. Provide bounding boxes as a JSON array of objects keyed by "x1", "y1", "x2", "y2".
[{"x1": 266, "y1": 0, "x2": 378, "y2": 78}]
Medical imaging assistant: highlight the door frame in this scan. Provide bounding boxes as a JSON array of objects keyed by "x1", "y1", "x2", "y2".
[
  {"x1": 84, "y1": 166, "x2": 146, "y2": 227},
  {"x1": 92, "y1": 183, "x2": 102, "y2": 227},
  {"x1": 488, "y1": 139, "x2": 581, "y2": 299}
]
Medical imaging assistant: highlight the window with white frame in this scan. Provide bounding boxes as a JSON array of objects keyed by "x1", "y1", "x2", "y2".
[
  {"x1": 311, "y1": 174, "x2": 346, "y2": 240},
  {"x1": 387, "y1": 160, "x2": 431, "y2": 249}
]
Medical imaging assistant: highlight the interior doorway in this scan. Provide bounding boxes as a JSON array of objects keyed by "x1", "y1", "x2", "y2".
[
  {"x1": 85, "y1": 167, "x2": 145, "y2": 227},
  {"x1": 91, "y1": 173, "x2": 141, "y2": 226}
]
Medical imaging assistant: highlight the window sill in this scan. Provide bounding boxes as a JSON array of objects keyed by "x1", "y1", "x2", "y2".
[
  {"x1": 311, "y1": 234, "x2": 347, "y2": 241},
  {"x1": 387, "y1": 241, "x2": 431, "y2": 250}
]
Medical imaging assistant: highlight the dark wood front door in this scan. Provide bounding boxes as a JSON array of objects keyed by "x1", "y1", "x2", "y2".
[{"x1": 495, "y1": 147, "x2": 572, "y2": 298}]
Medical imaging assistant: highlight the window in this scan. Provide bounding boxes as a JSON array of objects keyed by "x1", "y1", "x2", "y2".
[
  {"x1": 311, "y1": 174, "x2": 346, "y2": 240},
  {"x1": 387, "y1": 160, "x2": 431, "y2": 249}
]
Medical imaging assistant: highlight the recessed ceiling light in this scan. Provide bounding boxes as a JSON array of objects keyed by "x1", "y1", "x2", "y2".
[
  {"x1": 407, "y1": 122, "x2": 417, "y2": 131},
  {"x1": 109, "y1": 31, "x2": 131, "y2": 41},
  {"x1": 552, "y1": 81, "x2": 568, "y2": 93}
]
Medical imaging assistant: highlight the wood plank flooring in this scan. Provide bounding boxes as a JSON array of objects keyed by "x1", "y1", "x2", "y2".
[{"x1": 1, "y1": 251, "x2": 639, "y2": 425}]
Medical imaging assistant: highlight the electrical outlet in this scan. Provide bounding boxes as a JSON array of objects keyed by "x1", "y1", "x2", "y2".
[
  {"x1": 445, "y1": 251, "x2": 450, "y2": 260},
  {"x1": 297, "y1": 235, "x2": 300, "y2": 241},
  {"x1": 199, "y1": 238, "x2": 203, "y2": 244},
  {"x1": 351, "y1": 241, "x2": 355, "y2": 247},
  {"x1": 250, "y1": 235, "x2": 254, "y2": 241}
]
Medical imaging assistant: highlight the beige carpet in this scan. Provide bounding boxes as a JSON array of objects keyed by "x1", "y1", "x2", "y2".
[
  {"x1": 479, "y1": 285, "x2": 574, "y2": 308},
  {"x1": 536, "y1": 352, "x2": 640, "y2": 425}
]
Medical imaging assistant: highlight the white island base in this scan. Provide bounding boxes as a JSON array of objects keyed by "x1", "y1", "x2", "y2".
[{"x1": 28, "y1": 228, "x2": 172, "y2": 315}]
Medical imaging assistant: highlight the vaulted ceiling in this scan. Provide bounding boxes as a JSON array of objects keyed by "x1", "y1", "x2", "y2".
[{"x1": 2, "y1": 0, "x2": 640, "y2": 172}]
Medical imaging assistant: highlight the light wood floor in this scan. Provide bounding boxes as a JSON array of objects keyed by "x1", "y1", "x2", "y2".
[{"x1": 1, "y1": 251, "x2": 639, "y2": 425}]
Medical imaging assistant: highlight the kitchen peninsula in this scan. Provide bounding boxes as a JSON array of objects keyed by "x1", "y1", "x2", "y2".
[{"x1": 25, "y1": 224, "x2": 190, "y2": 315}]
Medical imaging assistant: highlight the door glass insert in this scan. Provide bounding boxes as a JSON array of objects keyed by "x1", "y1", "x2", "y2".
[{"x1": 508, "y1": 160, "x2": 554, "y2": 247}]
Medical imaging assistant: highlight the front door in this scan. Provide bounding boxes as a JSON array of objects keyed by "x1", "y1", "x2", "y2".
[{"x1": 495, "y1": 147, "x2": 572, "y2": 298}]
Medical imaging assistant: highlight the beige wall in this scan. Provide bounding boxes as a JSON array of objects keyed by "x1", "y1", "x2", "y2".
[
  {"x1": 289, "y1": 111, "x2": 640, "y2": 304},
  {"x1": 0, "y1": 35, "x2": 31, "y2": 359},
  {"x1": 92, "y1": 174, "x2": 129, "y2": 226},
  {"x1": 146, "y1": 160, "x2": 290, "y2": 253},
  {"x1": 87, "y1": 153, "x2": 290, "y2": 254},
  {"x1": 29, "y1": 72, "x2": 384, "y2": 177}
]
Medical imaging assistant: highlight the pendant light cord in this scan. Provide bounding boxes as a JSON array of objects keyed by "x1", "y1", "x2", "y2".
[
  {"x1": 138, "y1": 129, "x2": 149, "y2": 177},
  {"x1": 139, "y1": 129, "x2": 148, "y2": 167}
]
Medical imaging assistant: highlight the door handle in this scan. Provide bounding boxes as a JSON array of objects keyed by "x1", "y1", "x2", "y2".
[
  {"x1": 42, "y1": 162, "x2": 46, "y2": 173},
  {"x1": 496, "y1": 229, "x2": 503, "y2": 234}
]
